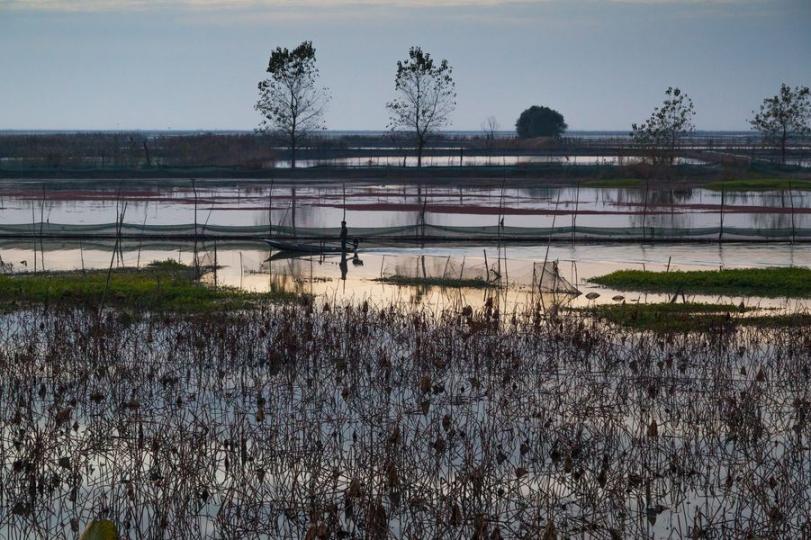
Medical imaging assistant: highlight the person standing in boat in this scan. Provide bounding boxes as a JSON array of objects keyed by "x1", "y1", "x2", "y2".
[{"x1": 340, "y1": 220, "x2": 348, "y2": 252}]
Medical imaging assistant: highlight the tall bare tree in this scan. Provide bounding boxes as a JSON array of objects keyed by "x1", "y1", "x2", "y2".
[
  {"x1": 631, "y1": 87, "x2": 695, "y2": 167},
  {"x1": 481, "y1": 116, "x2": 500, "y2": 141},
  {"x1": 750, "y1": 83, "x2": 811, "y2": 166},
  {"x1": 256, "y1": 41, "x2": 329, "y2": 169},
  {"x1": 387, "y1": 46, "x2": 456, "y2": 167}
]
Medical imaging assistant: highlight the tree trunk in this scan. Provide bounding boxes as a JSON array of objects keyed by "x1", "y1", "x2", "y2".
[
  {"x1": 291, "y1": 135, "x2": 297, "y2": 169},
  {"x1": 781, "y1": 127, "x2": 787, "y2": 167}
]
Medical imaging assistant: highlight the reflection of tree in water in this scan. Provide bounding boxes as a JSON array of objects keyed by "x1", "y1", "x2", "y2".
[
  {"x1": 519, "y1": 186, "x2": 558, "y2": 205},
  {"x1": 260, "y1": 256, "x2": 321, "y2": 296},
  {"x1": 265, "y1": 271, "x2": 305, "y2": 296},
  {"x1": 751, "y1": 210, "x2": 808, "y2": 231},
  {"x1": 251, "y1": 185, "x2": 428, "y2": 232},
  {"x1": 725, "y1": 190, "x2": 808, "y2": 233},
  {"x1": 627, "y1": 188, "x2": 695, "y2": 232}
]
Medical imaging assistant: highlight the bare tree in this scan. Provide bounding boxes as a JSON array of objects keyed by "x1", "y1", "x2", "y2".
[
  {"x1": 481, "y1": 116, "x2": 500, "y2": 141},
  {"x1": 750, "y1": 83, "x2": 811, "y2": 166},
  {"x1": 387, "y1": 46, "x2": 456, "y2": 167},
  {"x1": 256, "y1": 41, "x2": 329, "y2": 169},
  {"x1": 631, "y1": 87, "x2": 695, "y2": 167}
]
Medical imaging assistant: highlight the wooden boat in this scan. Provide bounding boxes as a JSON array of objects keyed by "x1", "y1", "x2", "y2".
[{"x1": 263, "y1": 239, "x2": 351, "y2": 254}]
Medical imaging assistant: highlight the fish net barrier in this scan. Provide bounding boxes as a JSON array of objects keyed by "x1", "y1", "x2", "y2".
[
  {"x1": 379, "y1": 254, "x2": 580, "y2": 294},
  {"x1": 0, "y1": 222, "x2": 810, "y2": 242},
  {"x1": 380, "y1": 255, "x2": 490, "y2": 286}
]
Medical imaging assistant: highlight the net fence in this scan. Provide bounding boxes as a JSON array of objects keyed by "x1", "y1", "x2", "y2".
[{"x1": 0, "y1": 222, "x2": 809, "y2": 242}]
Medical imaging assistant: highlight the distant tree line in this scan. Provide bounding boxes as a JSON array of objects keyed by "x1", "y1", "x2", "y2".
[
  {"x1": 0, "y1": 133, "x2": 280, "y2": 169},
  {"x1": 1, "y1": 48, "x2": 807, "y2": 172},
  {"x1": 256, "y1": 41, "x2": 810, "y2": 169},
  {"x1": 628, "y1": 84, "x2": 810, "y2": 167}
]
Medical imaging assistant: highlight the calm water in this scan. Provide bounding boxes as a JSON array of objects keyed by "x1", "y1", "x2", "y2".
[
  {"x1": 3, "y1": 241, "x2": 808, "y2": 313},
  {"x1": 0, "y1": 182, "x2": 808, "y2": 233},
  {"x1": 1, "y1": 180, "x2": 808, "y2": 312},
  {"x1": 272, "y1": 155, "x2": 707, "y2": 168}
]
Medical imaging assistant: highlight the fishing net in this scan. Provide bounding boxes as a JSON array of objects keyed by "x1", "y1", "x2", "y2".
[
  {"x1": 0, "y1": 222, "x2": 809, "y2": 242},
  {"x1": 534, "y1": 261, "x2": 581, "y2": 295},
  {"x1": 380, "y1": 255, "x2": 490, "y2": 285},
  {"x1": 378, "y1": 254, "x2": 579, "y2": 294}
]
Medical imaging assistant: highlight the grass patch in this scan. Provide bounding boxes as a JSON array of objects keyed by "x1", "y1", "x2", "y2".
[
  {"x1": 581, "y1": 302, "x2": 745, "y2": 332},
  {"x1": 0, "y1": 260, "x2": 297, "y2": 313},
  {"x1": 590, "y1": 267, "x2": 811, "y2": 298},
  {"x1": 579, "y1": 302, "x2": 808, "y2": 332},
  {"x1": 740, "y1": 314, "x2": 811, "y2": 328},
  {"x1": 375, "y1": 275, "x2": 494, "y2": 289},
  {"x1": 705, "y1": 178, "x2": 811, "y2": 191}
]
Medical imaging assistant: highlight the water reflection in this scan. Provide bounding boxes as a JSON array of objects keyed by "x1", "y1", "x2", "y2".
[
  {"x1": 1, "y1": 183, "x2": 809, "y2": 234},
  {"x1": 2, "y1": 240, "x2": 809, "y2": 313}
]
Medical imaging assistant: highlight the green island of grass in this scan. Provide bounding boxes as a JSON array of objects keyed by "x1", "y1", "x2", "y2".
[
  {"x1": 375, "y1": 275, "x2": 494, "y2": 289},
  {"x1": 590, "y1": 267, "x2": 811, "y2": 298},
  {"x1": 0, "y1": 260, "x2": 298, "y2": 313},
  {"x1": 579, "y1": 302, "x2": 811, "y2": 332},
  {"x1": 705, "y1": 178, "x2": 811, "y2": 191}
]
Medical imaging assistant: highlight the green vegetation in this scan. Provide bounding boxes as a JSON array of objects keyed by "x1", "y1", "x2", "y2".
[
  {"x1": 580, "y1": 302, "x2": 809, "y2": 332},
  {"x1": 375, "y1": 275, "x2": 494, "y2": 289},
  {"x1": 590, "y1": 267, "x2": 811, "y2": 297},
  {"x1": 581, "y1": 302, "x2": 746, "y2": 332},
  {"x1": 0, "y1": 260, "x2": 296, "y2": 313},
  {"x1": 705, "y1": 178, "x2": 811, "y2": 191}
]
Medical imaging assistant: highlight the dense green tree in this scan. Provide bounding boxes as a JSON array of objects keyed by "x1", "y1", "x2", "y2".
[
  {"x1": 750, "y1": 83, "x2": 811, "y2": 166},
  {"x1": 515, "y1": 106, "x2": 567, "y2": 138},
  {"x1": 631, "y1": 87, "x2": 695, "y2": 166},
  {"x1": 255, "y1": 41, "x2": 329, "y2": 168},
  {"x1": 387, "y1": 46, "x2": 456, "y2": 167}
]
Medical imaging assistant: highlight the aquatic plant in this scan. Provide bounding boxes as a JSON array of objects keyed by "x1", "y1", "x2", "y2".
[
  {"x1": 0, "y1": 300, "x2": 810, "y2": 537},
  {"x1": 591, "y1": 266, "x2": 811, "y2": 297}
]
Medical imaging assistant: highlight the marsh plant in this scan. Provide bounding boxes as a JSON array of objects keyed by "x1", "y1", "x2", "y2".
[{"x1": 1, "y1": 301, "x2": 811, "y2": 538}]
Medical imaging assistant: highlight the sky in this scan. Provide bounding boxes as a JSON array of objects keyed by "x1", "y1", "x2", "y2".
[{"x1": 1, "y1": 0, "x2": 809, "y2": 131}]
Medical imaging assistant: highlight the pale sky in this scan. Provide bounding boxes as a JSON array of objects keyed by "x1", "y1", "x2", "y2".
[{"x1": 1, "y1": 0, "x2": 809, "y2": 131}]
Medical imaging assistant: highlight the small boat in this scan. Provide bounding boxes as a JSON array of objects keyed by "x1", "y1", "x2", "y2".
[{"x1": 264, "y1": 239, "x2": 352, "y2": 254}]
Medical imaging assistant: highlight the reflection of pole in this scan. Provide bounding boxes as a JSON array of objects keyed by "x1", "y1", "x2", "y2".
[
  {"x1": 421, "y1": 200, "x2": 427, "y2": 248},
  {"x1": 641, "y1": 180, "x2": 650, "y2": 243},
  {"x1": 339, "y1": 251, "x2": 348, "y2": 281},
  {"x1": 531, "y1": 264, "x2": 536, "y2": 306},
  {"x1": 572, "y1": 181, "x2": 580, "y2": 243},
  {"x1": 192, "y1": 179, "x2": 199, "y2": 277},
  {"x1": 291, "y1": 187, "x2": 297, "y2": 238},
  {"x1": 539, "y1": 189, "x2": 562, "y2": 299},
  {"x1": 719, "y1": 186, "x2": 725, "y2": 243},
  {"x1": 789, "y1": 182, "x2": 796, "y2": 244},
  {"x1": 268, "y1": 180, "x2": 274, "y2": 239}
]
